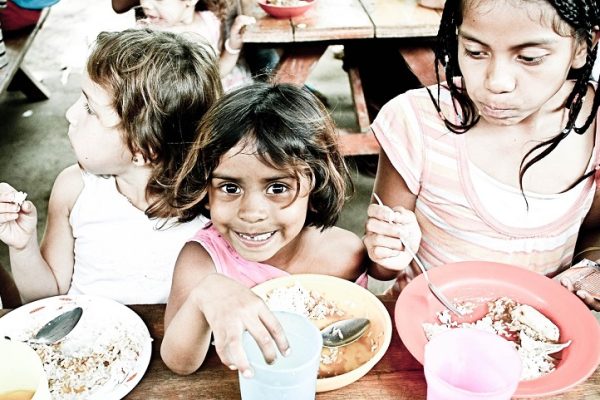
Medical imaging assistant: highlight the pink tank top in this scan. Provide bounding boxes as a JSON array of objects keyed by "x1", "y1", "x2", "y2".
[{"x1": 189, "y1": 224, "x2": 368, "y2": 288}]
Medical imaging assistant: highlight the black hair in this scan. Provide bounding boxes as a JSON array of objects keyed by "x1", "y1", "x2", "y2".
[{"x1": 429, "y1": 0, "x2": 600, "y2": 195}]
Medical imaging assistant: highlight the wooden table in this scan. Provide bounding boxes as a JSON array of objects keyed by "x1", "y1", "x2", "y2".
[
  {"x1": 2, "y1": 297, "x2": 598, "y2": 399},
  {"x1": 240, "y1": 0, "x2": 442, "y2": 156},
  {"x1": 0, "y1": 7, "x2": 51, "y2": 100}
]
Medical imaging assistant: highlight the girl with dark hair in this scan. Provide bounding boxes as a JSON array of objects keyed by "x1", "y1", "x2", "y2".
[
  {"x1": 364, "y1": 0, "x2": 600, "y2": 311},
  {"x1": 0, "y1": 29, "x2": 223, "y2": 304},
  {"x1": 160, "y1": 82, "x2": 367, "y2": 376}
]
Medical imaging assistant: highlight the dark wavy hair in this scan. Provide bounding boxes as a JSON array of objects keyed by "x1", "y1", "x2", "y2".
[
  {"x1": 429, "y1": 0, "x2": 600, "y2": 194},
  {"x1": 169, "y1": 82, "x2": 353, "y2": 229},
  {"x1": 87, "y1": 28, "x2": 223, "y2": 219}
]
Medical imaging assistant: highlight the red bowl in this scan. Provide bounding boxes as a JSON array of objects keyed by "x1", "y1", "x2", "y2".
[{"x1": 257, "y1": 0, "x2": 316, "y2": 19}]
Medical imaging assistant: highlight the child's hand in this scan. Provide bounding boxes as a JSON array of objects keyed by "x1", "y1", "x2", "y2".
[
  {"x1": 560, "y1": 277, "x2": 600, "y2": 312},
  {"x1": 195, "y1": 273, "x2": 290, "y2": 377},
  {"x1": 364, "y1": 203, "x2": 422, "y2": 271},
  {"x1": 227, "y1": 15, "x2": 256, "y2": 51},
  {"x1": 0, "y1": 183, "x2": 37, "y2": 250}
]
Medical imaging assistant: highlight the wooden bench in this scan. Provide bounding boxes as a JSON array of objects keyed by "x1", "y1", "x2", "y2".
[{"x1": 0, "y1": 7, "x2": 50, "y2": 100}]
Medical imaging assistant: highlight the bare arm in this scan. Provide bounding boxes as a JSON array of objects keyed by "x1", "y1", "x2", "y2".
[
  {"x1": 10, "y1": 164, "x2": 82, "y2": 302},
  {"x1": 161, "y1": 242, "x2": 290, "y2": 376},
  {"x1": 161, "y1": 242, "x2": 217, "y2": 375},
  {"x1": 363, "y1": 150, "x2": 421, "y2": 281},
  {"x1": 218, "y1": 15, "x2": 255, "y2": 78},
  {"x1": 569, "y1": 189, "x2": 600, "y2": 311},
  {"x1": 574, "y1": 189, "x2": 600, "y2": 262}
]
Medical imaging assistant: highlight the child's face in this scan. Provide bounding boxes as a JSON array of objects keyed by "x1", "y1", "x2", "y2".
[
  {"x1": 139, "y1": 0, "x2": 193, "y2": 26},
  {"x1": 457, "y1": 0, "x2": 587, "y2": 126},
  {"x1": 65, "y1": 71, "x2": 134, "y2": 175},
  {"x1": 207, "y1": 143, "x2": 312, "y2": 264}
]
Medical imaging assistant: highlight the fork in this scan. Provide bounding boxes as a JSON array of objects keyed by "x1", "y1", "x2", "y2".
[{"x1": 372, "y1": 193, "x2": 464, "y2": 316}]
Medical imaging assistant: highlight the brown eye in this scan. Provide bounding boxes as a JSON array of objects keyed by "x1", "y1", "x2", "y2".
[
  {"x1": 220, "y1": 183, "x2": 240, "y2": 194},
  {"x1": 266, "y1": 183, "x2": 288, "y2": 195}
]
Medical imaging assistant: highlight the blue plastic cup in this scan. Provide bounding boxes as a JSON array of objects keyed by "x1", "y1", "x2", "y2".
[{"x1": 239, "y1": 311, "x2": 322, "y2": 400}]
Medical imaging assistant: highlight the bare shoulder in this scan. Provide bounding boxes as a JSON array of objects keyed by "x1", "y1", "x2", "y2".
[
  {"x1": 308, "y1": 226, "x2": 366, "y2": 281},
  {"x1": 49, "y1": 164, "x2": 84, "y2": 214},
  {"x1": 171, "y1": 241, "x2": 217, "y2": 298}
]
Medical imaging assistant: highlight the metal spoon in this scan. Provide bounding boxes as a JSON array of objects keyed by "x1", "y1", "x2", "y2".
[
  {"x1": 29, "y1": 307, "x2": 83, "y2": 344},
  {"x1": 372, "y1": 193, "x2": 464, "y2": 316},
  {"x1": 321, "y1": 318, "x2": 370, "y2": 347}
]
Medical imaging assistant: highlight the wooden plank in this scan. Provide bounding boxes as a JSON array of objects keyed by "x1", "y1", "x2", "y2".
[
  {"x1": 292, "y1": 0, "x2": 374, "y2": 42},
  {"x1": 359, "y1": 0, "x2": 441, "y2": 39},
  {"x1": 272, "y1": 44, "x2": 327, "y2": 85},
  {"x1": 241, "y1": 0, "x2": 294, "y2": 43},
  {"x1": 338, "y1": 130, "x2": 380, "y2": 156},
  {"x1": 398, "y1": 45, "x2": 443, "y2": 87},
  {"x1": 347, "y1": 66, "x2": 370, "y2": 133},
  {"x1": 0, "y1": 7, "x2": 50, "y2": 98}
]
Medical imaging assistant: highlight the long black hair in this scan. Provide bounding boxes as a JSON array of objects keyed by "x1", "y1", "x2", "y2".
[{"x1": 429, "y1": 0, "x2": 600, "y2": 194}]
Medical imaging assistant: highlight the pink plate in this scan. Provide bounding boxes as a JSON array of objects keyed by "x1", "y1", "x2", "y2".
[{"x1": 395, "y1": 261, "x2": 600, "y2": 397}]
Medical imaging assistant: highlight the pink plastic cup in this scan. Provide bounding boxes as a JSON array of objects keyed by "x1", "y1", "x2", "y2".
[{"x1": 424, "y1": 328, "x2": 522, "y2": 400}]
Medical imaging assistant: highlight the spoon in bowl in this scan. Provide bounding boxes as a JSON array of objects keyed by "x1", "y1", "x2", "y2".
[
  {"x1": 321, "y1": 318, "x2": 370, "y2": 347},
  {"x1": 372, "y1": 193, "x2": 464, "y2": 316}
]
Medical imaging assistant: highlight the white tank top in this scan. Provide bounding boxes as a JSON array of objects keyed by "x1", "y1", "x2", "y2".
[{"x1": 68, "y1": 171, "x2": 207, "y2": 304}]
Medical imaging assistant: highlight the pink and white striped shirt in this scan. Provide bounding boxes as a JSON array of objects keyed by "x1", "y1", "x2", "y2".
[{"x1": 371, "y1": 85, "x2": 600, "y2": 286}]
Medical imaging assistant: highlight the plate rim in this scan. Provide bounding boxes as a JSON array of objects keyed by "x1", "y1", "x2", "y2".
[{"x1": 394, "y1": 261, "x2": 600, "y2": 397}]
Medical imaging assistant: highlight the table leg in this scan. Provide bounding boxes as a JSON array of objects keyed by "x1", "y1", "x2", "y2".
[{"x1": 272, "y1": 44, "x2": 328, "y2": 85}]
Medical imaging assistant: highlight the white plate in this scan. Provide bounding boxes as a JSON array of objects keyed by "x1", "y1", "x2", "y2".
[{"x1": 0, "y1": 295, "x2": 152, "y2": 399}]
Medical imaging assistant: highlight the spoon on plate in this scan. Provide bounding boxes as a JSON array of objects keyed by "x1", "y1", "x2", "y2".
[
  {"x1": 321, "y1": 318, "x2": 370, "y2": 347},
  {"x1": 28, "y1": 307, "x2": 83, "y2": 345},
  {"x1": 372, "y1": 193, "x2": 464, "y2": 316}
]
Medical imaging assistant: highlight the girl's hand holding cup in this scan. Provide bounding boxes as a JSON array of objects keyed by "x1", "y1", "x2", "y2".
[
  {"x1": 364, "y1": 202, "x2": 422, "y2": 271},
  {"x1": 194, "y1": 273, "x2": 290, "y2": 378},
  {"x1": 0, "y1": 182, "x2": 37, "y2": 250}
]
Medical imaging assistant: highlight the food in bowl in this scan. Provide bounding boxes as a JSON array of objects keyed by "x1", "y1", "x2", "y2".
[
  {"x1": 257, "y1": 0, "x2": 315, "y2": 19},
  {"x1": 265, "y1": 0, "x2": 310, "y2": 5},
  {"x1": 264, "y1": 282, "x2": 385, "y2": 378},
  {"x1": 422, "y1": 297, "x2": 571, "y2": 381}
]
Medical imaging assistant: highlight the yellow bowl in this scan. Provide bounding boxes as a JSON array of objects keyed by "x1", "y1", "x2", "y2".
[
  {"x1": 0, "y1": 338, "x2": 51, "y2": 400},
  {"x1": 252, "y1": 274, "x2": 392, "y2": 392}
]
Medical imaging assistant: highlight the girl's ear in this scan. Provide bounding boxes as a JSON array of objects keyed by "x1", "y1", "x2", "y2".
[
  {"x1": 573, "y1": 27, "x2": 600, "y2": 69},
  {"x1": 572, "y1": 39, "x2": 588, "y2": 69}
]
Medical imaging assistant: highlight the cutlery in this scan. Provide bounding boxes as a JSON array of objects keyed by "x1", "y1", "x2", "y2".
[
  {"x1": 29, "y1": 307, "x2": 83, "y2": 344},
  {"x1": 372, "y1": 193, "x2": 464, "y2": 316},
  {"x1": 321, "y1": 318, "x2": 370, "y2": 347}
]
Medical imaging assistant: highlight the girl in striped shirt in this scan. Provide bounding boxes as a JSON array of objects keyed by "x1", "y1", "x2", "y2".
[{"x1": 364, "y1": 0, "x2": 600, "y2": 312}]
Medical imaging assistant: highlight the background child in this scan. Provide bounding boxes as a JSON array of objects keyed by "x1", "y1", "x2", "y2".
[
  {"x1": 0, "y1": 28, "x2": 223, "y2": 304},
  {"x1": 363, "y1": 0, "x2": 600, "y2": 311},
  {"x1": 160, "y1": 82, "x2": 367, "y2": 376},
  {"x1": 134, "y1": 0, "x2": 256, "y2": 92}
]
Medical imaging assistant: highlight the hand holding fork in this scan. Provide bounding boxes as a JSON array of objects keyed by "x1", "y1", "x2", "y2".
[{"x1": 369, "y1": 193, "x2": 463, "y2": 316}]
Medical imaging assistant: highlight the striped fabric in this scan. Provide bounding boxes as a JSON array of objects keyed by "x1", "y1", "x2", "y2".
[
  {"x1": 0, "y1": 21, "x2": 6, "y2": 69},
  {"x1": 371, "y1": 85, "x2": 600, "y2": 286}
]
